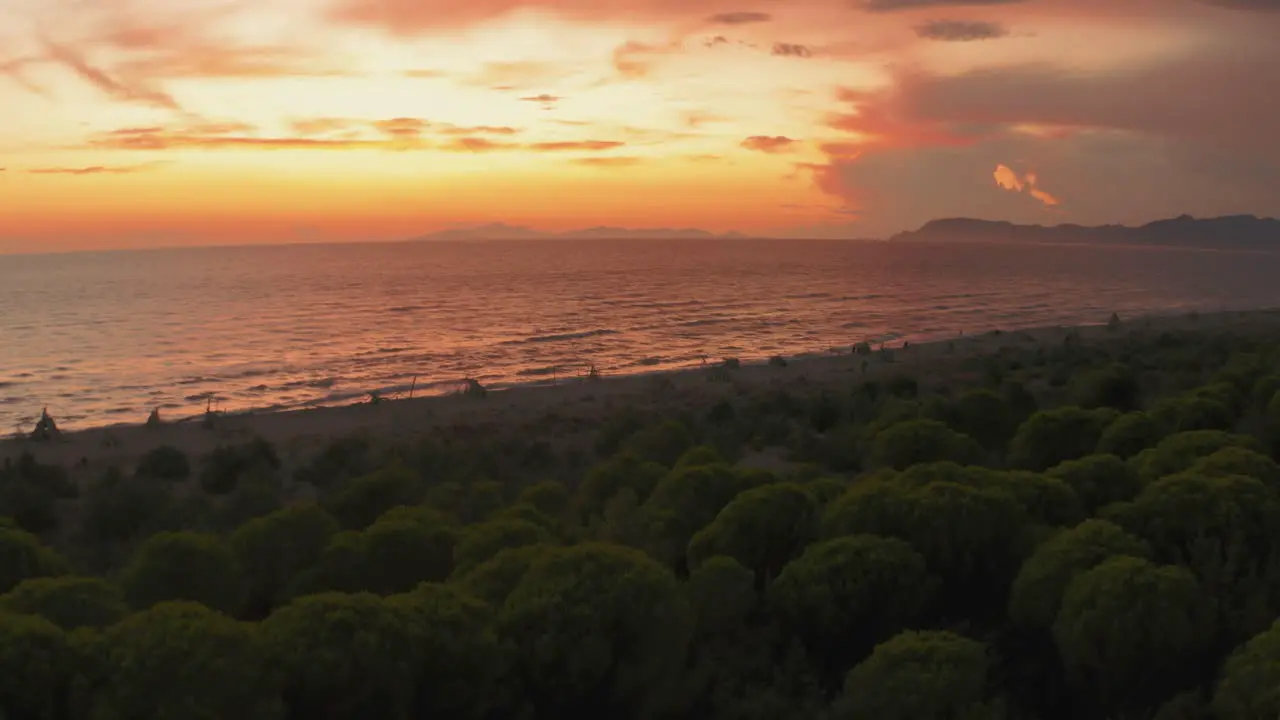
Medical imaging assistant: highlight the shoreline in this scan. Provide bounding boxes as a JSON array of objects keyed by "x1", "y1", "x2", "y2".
[{"x1": 5, "y1": 306, "x2": 1280, "y2": 474}]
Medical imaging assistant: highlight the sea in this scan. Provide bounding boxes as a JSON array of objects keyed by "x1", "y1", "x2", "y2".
[{"x1": 3, "y1": 237, "x2": 1280, "y2": 432}]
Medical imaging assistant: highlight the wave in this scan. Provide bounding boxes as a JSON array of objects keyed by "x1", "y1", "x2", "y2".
[{"x1": 502, "y1": 329, "x2": 621, "y2": 345}]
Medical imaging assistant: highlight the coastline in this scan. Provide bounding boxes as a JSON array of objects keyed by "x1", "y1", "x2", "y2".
[{"x1": 5, "y1": 307, "x2": 1280, "y2": 475}]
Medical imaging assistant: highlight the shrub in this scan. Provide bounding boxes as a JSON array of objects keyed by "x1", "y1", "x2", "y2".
[
  {"x1": 1130, "y1": 430, "x2": 1261, "y2": 483},
  {"x1": 81, "y1": 468, "x2": 173, "y2": 545},
  {"x1": 870, "y1": 419, "x2": 982, "y2": 471},
  {"x1": 1047, "y1": 454, "x2": 1142, "y2": 514},
  {"x1": 325, "y1": 463, "x2": 423, "y2": 530},
  {"x1": 1076, "y1": 364, "x2": 1142, "y2": 412},
  {"x1": 1009, "y1": 407, "x2": 1119, "y2": 471},
  {"x1": 120, "y1": 532, "x2": 245, "y2": 615},
  {"x1": 621, "y1": 421, "x2": 696, "y2": 467},
  {"x1": 231, "y1": 504, "x2": 340, "y2": 618},
  {"x1": 294, "y1": 435, "x2": 375, "y2": 488},
  {"x1": 135, "y1": 445, "x2": 190, "y2": 482},
  {"x1": 518, "y1": 481, "x2": 570, "y2": 517},
  {"x1": 0, "y1": 527, "x2": 69, "y2": 594},
  {"x1": 832, "y1": 630, "x2": 998, "y2": 720},
  {"x1": 0, "y1": 575, "x2": 128, "y2": 630},
  {"x1": 199, "y1": 438, "x2": 280, "y2": 495},
  {"x1": 1150, "y1": 395, "x2": 1234, "y2": 433},
  {"x1": 1097, "y1": 411, "x2": 1165, "y2": 459},
  {"x1": 944, "y1": 389, "x2": 1016, "y2": 452}
]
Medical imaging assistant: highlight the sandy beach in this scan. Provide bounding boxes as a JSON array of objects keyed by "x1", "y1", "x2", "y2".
[{"x1": 6, "y1": 307, "x2": 1280, "y2": 483}]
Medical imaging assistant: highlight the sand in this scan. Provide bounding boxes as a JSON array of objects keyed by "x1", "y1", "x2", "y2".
[{"x1": 5, "y1": 307, "x2": 1280, "y2": 480}]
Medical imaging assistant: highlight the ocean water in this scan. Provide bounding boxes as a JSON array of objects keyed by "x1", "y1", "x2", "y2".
[{"x1": 3, "y1": 238, "x2": 1280, "y2": 432}]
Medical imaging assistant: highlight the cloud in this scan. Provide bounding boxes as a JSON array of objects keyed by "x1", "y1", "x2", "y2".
[
  {"x1": 1195, "y1": 0, "x2": 1280, "y2": 10},
  {"x1": 572, "y1": 156, "x2": 645, "y2": 167},
  {"x1": 328, "y1": 0, "x2": 750, "y2": 35},
  {"x1": 471, "y1": 61, "x2": 566, "y2": 90},
  {"x1": 289, "y1": 118, "x2": 360, "y2": 136},
  {"x1": 42, "y1": 41, "x2": 180, "y2": 110},
  {"x1": 708, "y1": 11, "x2": 772, "y2": 24},
  {"x1": 993, "y1": 163, "x2": 1059, "y2": 206},
  {"x1": 771, "y1": 43, "x2": 813, "y2": 57},
  {"x1": 856, "y1": 0, "x2": 1031, "y2": 10},
  {"x1": 443, "y1": 137, "x2": 514, "y2": 152},
  {"x1": 439, "y1": 125, "x2": 521, "y2": 135},
  {"x1": 530, "y1": 140, "x2": 624, "y2": 151},
  {"x1": 1, "y1": 56, "x2": 48, "y2": 96},
  {"x1": 612, "y1": 41, "x2": 669, "y2": 79},
  {"x1": 741, "y1": 136, "x2": 799, "y2": 153},
  {"x1": 520, "y1": 94, "x2": 563, "y2": 103},
  {"x1": 372, "y1": 117, "x2": 431, "y2": 138},
  {"x1": 289, "y1": 118, "x2": 520, "y2": 138},
  {"x1": 442, "y1": 137, "x2": 623, "y2": 152},
  {"x1": 914, "y1": 20, "x2": 1008, "y2": 41},
  {"x1": 27, "y1": 163, "x2": 161, "y2": 175},
  {"x1": 683, "y1": 110, "x2": 730, "y2": 128},
  {"x1": 826, "y1": 47, "x2": 1280, "y2": 153},
  {"x1": 88, "y1": 120, "x2": 619, "y2": 154}
]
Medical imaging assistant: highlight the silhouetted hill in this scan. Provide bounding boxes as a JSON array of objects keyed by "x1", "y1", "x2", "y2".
[
  {"x1": 408, "y1": 224, "x2": 748, "y2": 241},
  {"x1": 890, "y1": 214, "x2": 1280, "y2": 251}
]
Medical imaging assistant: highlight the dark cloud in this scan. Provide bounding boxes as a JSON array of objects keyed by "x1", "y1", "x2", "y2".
[
  {"x1": 874, "y1": 52, "x2": 1280, "y2": 148},
  {"x1": 771, "y1": 43, "x2": 813, "y2": 57},
  {"x1": 708, "y1": 11, "x2": 772, "y2": 23},
  {"x1": 519, "y1": 94, "x2": 563, "y2": 103},
  {"x1": 1195, "y1": 0, "x2": 1280, "y2": 10},
  {"x1": 806, "y1": 42, "x2": 1280, "y2": 234},
  {"x1": 856, "y1": 0, "x2": 1030, "y2": 11},
  {"x1": 914, "y1": 19, "x2": 1008, "y2": 41},
  {"x1": 741, "y1": 136, "x2": 799, "y2": 153},
  {"x1": 808, "y1": 131, "x2": 1280, "y2": 237}
]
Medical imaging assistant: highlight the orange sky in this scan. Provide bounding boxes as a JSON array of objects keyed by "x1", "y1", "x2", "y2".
[{"x1": 2, "y1": 0, "x2": 1278, "y2": 253}]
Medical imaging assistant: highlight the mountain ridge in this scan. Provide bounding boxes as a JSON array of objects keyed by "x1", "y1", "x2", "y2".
[
  {"x1": 889, "y1": 214, "x2": 1280, "y2": 250},
  {"x1": 407, "y1": 223, "x2": 749, "y2": 242}
]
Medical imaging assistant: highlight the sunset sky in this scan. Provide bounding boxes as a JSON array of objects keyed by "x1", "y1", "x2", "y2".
[{"x1": 2, "y1": 0, "x2": 1278, "y2": 252}]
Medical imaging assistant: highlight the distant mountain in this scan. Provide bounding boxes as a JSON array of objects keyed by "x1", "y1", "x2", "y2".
[
  {"x1": 890, "y1": 214, "x2": 1280, "y2": 251},
  {"x1": 407, "y1": 223, "x2": 546, "y2": 242},
  {"x1": 407, "y1": 224, "x2": 748, "y2": 242}
]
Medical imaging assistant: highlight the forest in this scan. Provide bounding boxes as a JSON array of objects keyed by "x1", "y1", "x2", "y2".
[{"x1": 3, "y1": 321, "x2": 1280, "y2": 720}]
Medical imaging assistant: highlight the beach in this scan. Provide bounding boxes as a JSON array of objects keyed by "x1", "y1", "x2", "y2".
[{"x1": 7, "y1": 307, "x2": 1280, "y2": 486}]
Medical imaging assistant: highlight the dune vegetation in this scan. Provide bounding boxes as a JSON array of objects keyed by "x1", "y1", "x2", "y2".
[{"x1": 3, "y1": 321, "x2": 1280, "y2": 719}]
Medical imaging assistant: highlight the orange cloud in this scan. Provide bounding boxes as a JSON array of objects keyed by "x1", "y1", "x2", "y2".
[
  {"x1": 707, "y1": 11, "x2": 772, "y2": 24},
  {"x1": 27, "y1": 164, "x2": 162, "y2": 175},
  {"x1": 329, "y1": 0, "x2": 742, "y2": 35},
  {"x1": 42, "y1": 41, "x2": 180, "y2": 110},
  {"x1": 88, "y1": 124, "x2": 611, "y2": 153},
  {"x1": 993, "y1": 164, "x2": 1060, "y2": 206},
  {"x1": 530, "y1": 141, "x2": 625, "y2": 151},
  {"x1": 572, "y1": 156, "x2": 645, "y2": 167},
  {"x1": 771, "y1": 43, "x2": 813, "y2": 57},
  {"x1": 741, "y1": 136, "x2": 799, "y2": 153},
  {"x1": 372, "y1": 118, "x2": 431, "y2": 138},
  {"x1": 914, "y1": 19, "x2": 1009, "y2": 41},
  {"x1": 611, "y1": 41, "x2": 683, "y2": 79},
  {"x1": 857, "y1": 0, "x2": 1031, "y2": 11}
]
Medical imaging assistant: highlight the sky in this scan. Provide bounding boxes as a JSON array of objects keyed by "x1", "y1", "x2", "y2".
[{"x1": 1, "y1": 0, "x2": 1278, "y2": 252}]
